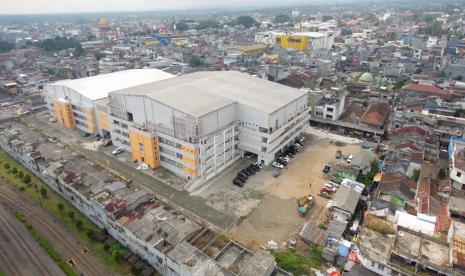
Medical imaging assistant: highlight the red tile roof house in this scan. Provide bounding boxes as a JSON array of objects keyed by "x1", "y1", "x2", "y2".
[
  {"x1": 402, "y1": 83, "x2": 450, "y2": 99},
  {"x1": 375, "y1": 172, "x2": 417, "y2": 205},
  {"x1": 359, "y1": 102, "x2": 391, "y2": 130},
  {"x1": 393, "y1": 142, "x2": 425, "y2": 164},
  {"x1": 389, "y1": 126, "x2": 428, "y2": 149}
]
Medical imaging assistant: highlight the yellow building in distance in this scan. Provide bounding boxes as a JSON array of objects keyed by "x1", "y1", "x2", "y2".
[
  {"x1": 256, "y1": 31, "x2": 334, "y2": 51},
  {"x1": 275, "y1": 34, "x2": 310, "y2": 51}
]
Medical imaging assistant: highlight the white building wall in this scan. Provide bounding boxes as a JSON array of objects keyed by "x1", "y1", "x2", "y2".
[
  {"x1": 236, "y1": 104, "x2": 269, "y2": 128},
  {"x1": 198, "y1": 104, "x2": 236, "y2": 137},
  {"x1": 124, "y1": 95, "x2": 146, "y2": 125},
  {"x1": 356, "y1": 254, "x2": 395, "y2": 276}
]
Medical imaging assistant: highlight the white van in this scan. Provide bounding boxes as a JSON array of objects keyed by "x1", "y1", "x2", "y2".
[{"x1": 347, "y1": 154, "x2": 353, "y2": 163}]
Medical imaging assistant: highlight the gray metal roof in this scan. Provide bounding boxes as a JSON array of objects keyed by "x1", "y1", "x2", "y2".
[
  {"x1": 331, "y1": 180, "x2": 364, "y2": 214},
  {"x1": 110, "y1": 71, "x2": 307, "y2": 118}
]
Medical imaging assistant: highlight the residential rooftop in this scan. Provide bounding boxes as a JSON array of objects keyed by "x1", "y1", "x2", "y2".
[
  {"x1": 0, "y1": 121, "x2": 286, "y2": 276},
  {"x1": 356, "y1": 228, "x2": 394, "y2": 265}
]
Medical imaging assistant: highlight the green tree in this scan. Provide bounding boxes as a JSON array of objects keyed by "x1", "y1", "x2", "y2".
[
  {"x1": 424, "y1": 14, "x2": 434, "y2": 22},
  {"x1": 4, "y1": 163, "x2": 10, "y2": 170},
  {"x1": 11, "y1": 167, "x2": 18, "y2": 175},
  {"x1": 86, "y1": 228, "x2": 95, "y2": 239},
  {"x1": 94, "y1": 51, "x2": 106, "y2": 61},
  {"x1": 68, "y1": 210, "x2": 75, "y2": 220},
  {"x1": 235, "y1": 16, "x2": 257, "y2": 28},
  {"x1": 22, "y1": 174, "x2": 31, "y2": 184},
  {"x1": 40, "y1": 187, "x2": 48, "y2": 198},
  {"x1": 274, "y1": 14, "x2": 291, "y2": 24},
  {"x1": 419, "y1": 21, "x2": 446, "y2": 36},
  {"x1": 341, "y1": 27, "x2": 352, "y2": 36},
  {"x1": 455, "y1": 108, "x2": 465, "y2": 118},
  {"x1": 0, "y1": 40, "x2": 14, "y2": 53},
  {"x1": 455, "y1": 75, "x2": 464, "y2": 81},
  {"x1": 363, "y1": 12, "x2": 377, "y2": 22},
  {"x1": 394, "y1": 80, "x2": 406, "y2": 90},
  {"x1": 75, "y1": 44, "x2": 84, "y2": 56},
  {"x1": 35, "y1": 37, "x2": 84, "y2": 55},
  {"x1": 17, "y1": 171, "x2": 24, "y2": 179},
  {"x1": 386, "y1": 32, "x2": 396, "y2": 41},
  {"x1": 322, "y1": 15, "x2": 334, "y2": 22},
  {"x1": 189, "y1": 56, "x2": 203, "y2": 67},
  {"x1": 196, "y1": 20, "x2": 220, "y2": 30},
  {"x1": 175, "y1": 21, "x2": 188, "y2": 32},
  {"x1": 103, "y1": 243, "x2": 111, "y2": 251},
  {"x1": 112, "y1": 249, "x2": 123, "y2": 263},
  {"x1": 357, "y1": 161, "x2": 379, "y2": 186},
  {"x1": 411, "y1": 169, "x2": 420, "y2": 182},
  {"x1": 57, "y1": 203, "x2": 65, "y2": 212},
  {"x1": 75, "y1": 220, "x2": 83, "y2": 229},
  {"x1": 439, "y1": 169, "x2": 446, "y2": 179}
]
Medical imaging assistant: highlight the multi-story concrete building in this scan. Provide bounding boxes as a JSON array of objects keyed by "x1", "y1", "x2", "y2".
[
  {"x1": 0, "y1": 122, "x2": 290, "y2": 276},
  {"x1": 108, "y1": 71, "x2": 309, "y2": 181},
  {"x1": 256, "y1": 31, "x2": 334, "y2": 51},
  {"x1": 44, "y1": 69, "x2": 175, "y2": 136},
  {"x1": 449, "y1": 136, "x2": 465, "y2": 190},
  {"x1": 45, "y1": 69, "x2": 309, "y2": 183},
  {"x1": 312, "y1": 90, "x2": 345, "y2": 121}
]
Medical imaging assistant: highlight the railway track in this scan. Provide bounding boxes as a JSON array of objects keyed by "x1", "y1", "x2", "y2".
[
  {"x1": 0, "y1": 206, "x2": 52, "y2": 276},
  {"x1": 0, "y1": 183, "x2": 107, "y2": 276},
  {"x1": 0, "y1": 233, "x2": 24, "y2": 276}
]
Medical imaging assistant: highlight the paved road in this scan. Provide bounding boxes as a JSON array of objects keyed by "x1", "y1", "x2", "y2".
[
  {"x1": 0, "y1": 203, "x2": 65, "y2": 276},
  {"x1": 0, "y1": 181, "x2": 112, "y2": 276},
  {"x1": 21, "y1": 113, "x2": 236, "y2": 229}
]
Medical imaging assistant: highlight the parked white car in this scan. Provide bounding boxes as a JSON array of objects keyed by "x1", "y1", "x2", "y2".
[
  {"x1": 324, "y1": 183, "x2": 337, "y2": 193},
  {"x1": 112, "y1": 147, "x2": 124, "y2": 155},
  {"x1": 272, "y1": 161, "x2": 284, "y2": 169},
  {"x1": 347, "y1": 154, "x2": 353, "y2": 163}
]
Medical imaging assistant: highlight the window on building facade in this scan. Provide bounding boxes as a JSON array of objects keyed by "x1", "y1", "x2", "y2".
[{"x1": 287, "y1": 38, "x2": 301, "y2": 43}]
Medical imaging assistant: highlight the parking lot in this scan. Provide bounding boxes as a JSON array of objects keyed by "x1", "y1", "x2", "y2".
[{"x1": 225, "y1": 137, "x2": 364, "y2": 249}]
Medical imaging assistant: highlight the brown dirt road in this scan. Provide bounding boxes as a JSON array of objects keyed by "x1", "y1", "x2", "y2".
[{"x1": 229, "y1": 138, "x2": 363, "y2": 250}]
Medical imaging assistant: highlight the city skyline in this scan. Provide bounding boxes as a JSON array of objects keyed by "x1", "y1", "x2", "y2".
[{"x1": 2, "y1": 0, "x2": 313, "y2": 15}]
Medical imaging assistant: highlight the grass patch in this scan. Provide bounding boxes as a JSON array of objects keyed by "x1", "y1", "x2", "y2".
[
  {"x1": 272, "y1": 245, "x2": 326, "y2": 275},
  {"x1": 0, "y1": 149, "x2": 130, "y2": 274},
  {"x1": 15, "y1": 212, "x2": 77, "y2": 276}
]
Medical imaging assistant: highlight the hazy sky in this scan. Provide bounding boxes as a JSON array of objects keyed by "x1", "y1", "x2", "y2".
[{"x1": 1, "y1": 0, "x2": 312, "y2": 15}]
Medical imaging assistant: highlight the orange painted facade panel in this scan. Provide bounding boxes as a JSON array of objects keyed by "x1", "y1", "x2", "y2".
[
  {"x1": 53, "y1": 101, "x2": 75, "y2": 129},
  {"x1": 181, "y1": 144, "x2": 196, "y2": 154},
  {"x1": 85, "y1": 114, "x2": 97, "y2": 133},
  {"x1": 181, "y1": 144, "x2": 199, "y2": 177},
  {"x1": 129, "y1": 130, "x2": 160, "y2": 169},
  {"x1": 182, "y1": 167, "x2": 198, "y2": 175},
  {"x1": 98, "y1": 111, "x2": 110, "y2": 130}
]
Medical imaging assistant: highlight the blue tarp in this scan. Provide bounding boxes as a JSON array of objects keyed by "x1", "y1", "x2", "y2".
[{"x1": 338, "y1": 244, "x2": 350, "y2": 257}]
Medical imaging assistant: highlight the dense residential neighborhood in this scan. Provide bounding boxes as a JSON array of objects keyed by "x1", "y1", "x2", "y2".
[{"x1": 3, "y1": 0, "x2": 465, "y2": 275}]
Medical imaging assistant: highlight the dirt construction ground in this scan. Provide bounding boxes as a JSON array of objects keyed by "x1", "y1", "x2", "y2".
[{"x1": 228, "y1": 136, "x2": 363, "y2": 250}]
